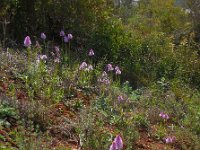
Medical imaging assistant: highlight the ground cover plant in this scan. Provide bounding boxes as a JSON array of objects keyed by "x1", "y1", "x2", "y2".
[{"x1": 0, "y1": 0, "x2": 200, "y2": 150}]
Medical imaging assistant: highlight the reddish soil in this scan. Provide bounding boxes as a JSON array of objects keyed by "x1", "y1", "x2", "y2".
[
  {"x1": 136, "y1": 131, "x2": 169, "y2": 150},
  {"x1": 0, "y1": 67, "x2": 173, "y2": 150}
]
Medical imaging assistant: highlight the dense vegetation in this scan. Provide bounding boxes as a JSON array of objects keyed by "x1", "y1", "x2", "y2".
[{"x1": 0, "y1": 0, "x2": 200, "y2": 149}]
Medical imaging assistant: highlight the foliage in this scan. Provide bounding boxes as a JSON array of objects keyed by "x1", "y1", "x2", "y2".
[
  {"x1": 186, "y1": 0, "x2": 200, "y2": 41},
  {"x1": 0, "y1": 0, "x2": 200, "y2": 149},
  {"x1": 0, "y1": 102, "x2": 18, "y2": 128}
]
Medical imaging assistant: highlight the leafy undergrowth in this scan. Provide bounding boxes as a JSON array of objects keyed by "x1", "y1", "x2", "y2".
[{"x1": 0, "y1": 46, "x2": 200, "y2": 150}]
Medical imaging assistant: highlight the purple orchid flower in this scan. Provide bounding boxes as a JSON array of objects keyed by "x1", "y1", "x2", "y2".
[
  {"x1": 60, "y1": 30, "x2": 65, "y2": 37},
  {"x1": 40, "y1": 55, "x2": 47, "y2": 60},
  {"x1": 79, "y1": 62, "x2": 88, "y2": 70},
  {"x1": 109, "y1": 141, "x2": 117, "y2": 150},
  {"x1": 24, "y1": 36, "x2": 32, "y2": 47},
  {"x1": 85, "y1": 65, "x2": 93, "y2": 71},
  {"x1": 88, "y1": 49, "x2": 95, "y2": 56},
  {"x1": 41, "y1": 33, "x2": 46, "y2": 40},
  {"x1": 68, "y1": 33, "x2": 73, "y2": 40},
  {"x1": 114, "y1": 135, "x2": 123, "y2": 150},
  {"x1": 64, "y1": 36, "x2": 69, "y2": 43},
  {"x1": 165, "y1": 136, "x2": 176, "y2": 144},
  {"x1": 115, "y1": 66, "x2": 121, "y2": 75},
  {"x1": 159, "y1": 112, "x2": 170, "y2": 120},
  {"x1": 107, "y1": 64, "x2": 114, "y2": 71},
  {"x1": 118, "y1": 95, "x2": 124, "y2": 103}
]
